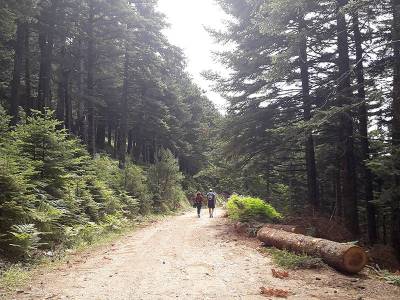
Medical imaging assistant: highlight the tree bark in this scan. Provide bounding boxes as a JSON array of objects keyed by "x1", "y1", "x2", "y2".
[
  {"x1": 127, "y1": 130, "x2": 133, "y2": 155},
  {"x1": 23, "y1": 23, "x2": 32, "y2": 112},
  {"x1": 118, "y1": 42, "x2": 129, "y2": 168},
  {"x1": 37, "y1": 1, "x2": 56, "y2": 110},
  {"x1": 391, "y1": 0, "x2": 400, "y2": 257},
  {"x1": 56, "y1": 36, "x2": 67, "y2": 125},
  {"x1": 75, "y1": 37, "x2": 85, "y2": 138},
  {"x1": 65, "y1": 78, "x2": 72, "y2": 130},
  {"x1": 107, "y1": 116, "x2": 112, "y2": 148},
  {"x1": 352, "y1": 13, "x2": 377, "y2": 243},
  {"x1": 9, "y1": 21, "x2": 26, "y2": 123},
  {"x1": 257, "y1": 227, "x2": 368, "y2": 273},
  {"x1": 113, "y1": 124, "x2": 119, "y2": 159},
  {"x1": 336, "y1": 0, "x2": 359, "y2": 236},
  {"x1": 86, "y1": 0, "x2": 96, "y2": 156},
  {"x1": 335, "y1": 162, "x2": 343, "y2": 220},
  {"x1": 96, "y1": 116, "x2": 106, "y2": 150},
  {"x1": 262, "y1": 224, "x2": 306, "y2": 235},
  {"x1": 298, "y1": 17, "x2": 319, "y2": 209}
]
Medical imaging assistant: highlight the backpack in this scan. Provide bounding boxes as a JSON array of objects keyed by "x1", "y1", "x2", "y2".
[{"x1": 208, "y1": 192, "x2": 215, "y2": 201}]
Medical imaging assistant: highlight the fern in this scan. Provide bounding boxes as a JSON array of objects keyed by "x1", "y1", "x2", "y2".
[{"x1": 8, "y1": 224, "x2": 46, "y2": 259}]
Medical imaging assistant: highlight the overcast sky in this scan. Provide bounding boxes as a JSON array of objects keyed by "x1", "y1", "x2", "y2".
[{"x1": 157, "y1": 0, "x2": 229, "y2": 111}]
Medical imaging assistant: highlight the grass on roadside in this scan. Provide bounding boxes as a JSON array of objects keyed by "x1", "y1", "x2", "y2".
[
  {"x1": 259, "y1": 247, "x2": 324, "y2": 269},
  {"x1": 367, "y1": 265, "x2": 400, "y2": 287},
  {"x1": 0, "y1": 228, "x2": 131, "y2": 295},
  {"x1": 379, "y1": 270, "x2": 400, "y2": 286},
  {"x1": 0, "y1": 212, "x2": 176, "y2": 295},
  {"x1": 0, "y1": 264, "x2": 31, "y2": 292}
]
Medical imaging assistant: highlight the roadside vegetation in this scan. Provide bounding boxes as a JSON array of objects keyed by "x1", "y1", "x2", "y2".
[
  {"x1": 0, "y1": 212, "x2": 180, "y2": 294},
  {"x1": 226, "y1": 195, "x2": 282, "y2": 223},
  {"x1": 0, "y1": 0, "x2": 220, "y2": 273},
  {"x1": 260, "y1": 247, "x2": 324, "y2": 270},
  {"x1": 0, "y1": 108, "x2": 189, "y2": 263},
  {"x1": 367, "y1": 266, "x2": 400, "y2": 287}
]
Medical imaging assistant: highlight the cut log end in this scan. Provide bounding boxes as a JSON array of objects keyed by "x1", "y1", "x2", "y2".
[{"x1": 343, "y1": 246, "x2": 368, "y2": 273}]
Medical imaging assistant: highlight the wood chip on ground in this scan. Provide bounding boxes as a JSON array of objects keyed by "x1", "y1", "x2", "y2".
[
  {"x1": 260, "y1": 287, "x2": 290, "y2": 298},
  {"x1": 271, "y1": 268, "x2": 289, "y2": 279}
]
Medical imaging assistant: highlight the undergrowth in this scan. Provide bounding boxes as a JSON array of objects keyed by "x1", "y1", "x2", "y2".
[
  {"x1": 0, "y1": 213, "x2": 174, "y2": 295},
  {"x1": 260, "y1": 247, "x2": 324, "y2": 269},
  {"x1": 0, "y1": 109, "x2": 188, "y2": 262},
  {"x1": 226, "y1": 195, "x2": 282, "y2": 223},
  {"x1": 367, "y1": 265, "x2": 400, "y2": 287},
  {"x1": 0, "y1": 264, "x2": 31, "y2": 292}
]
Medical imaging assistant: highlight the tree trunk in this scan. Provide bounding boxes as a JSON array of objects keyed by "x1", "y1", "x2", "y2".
[
  {"x1": 262, "y1": 224, "x2": 306, "y2": 235},
  {"x1": 23, "y1": 23, "x2": 32, "y2": 112},
  {"x1": 107, "y1": 119, "x2": 112, "y2": 148},
  {"x1": 37, "y1": 1, "x2": 56, "y2": 111},
  {"x1": 75, "y1": 37, "x2": 85, "y2": 138},
  {"x1": 96, "y1": 117, "x2": 106, "y2": 150},
  {"x1": 352, "y1": 13, "x2": 377, "y2": 243},
  {"x1": 336, "y1": 0, "x2": 359, "y2": 236},
  {"x1": 391, "y1": 0, "x2": 400, "y2": 257},
  {"x1": 127, "y1": 130, "x2": 133, "y2": 155},
  {"x1": 113, "y1": 125, "x2": 119, "y2": 159},
  {"x1": 298, "y1": 17, "x2": 319, "y2": 209},
  {"x1": 335, "y1": 163, "x2": 343, "y2": 220},
  {"x1": 257, "y1": 227, "x2": 367, "y2": 273},
  {"x1": 133, "y1": 138, "x2": 141, "y2": 162},
  {"x1": 9, "y1": 21, "x2": 26, "y2": 123},
  {"x1": 65, "y1": 78, "x2": 72, "y2": 130},
  {"x1": 56, "y1": 36, "x2": 67, "y2": 125},
  {"x1": 86, "y1": 0, "x2": 96, "y2": 156},
  {"x1": 118, "y1": 42, "x2": 129, "y2": 168},
  {"x1": 383, "y1": 213, "x2": 387, "y2": 245}
]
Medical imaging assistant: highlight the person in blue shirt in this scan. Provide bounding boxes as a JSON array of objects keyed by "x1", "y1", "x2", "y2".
[{"x1": 206, "y1": 189, "x2": 216, "y2": 218}]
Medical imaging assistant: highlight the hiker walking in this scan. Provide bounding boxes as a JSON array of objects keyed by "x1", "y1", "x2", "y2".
[
  {"x1": 194, "y1": 192, "x2": 204, "y2": 218},
  {"x1": 207, "y1": 188, "x2": 216, "y2": 218}
]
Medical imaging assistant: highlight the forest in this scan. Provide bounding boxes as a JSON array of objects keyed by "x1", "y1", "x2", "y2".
[
  {"x1": 0, "y1": 0, "x2": 400, "y2": 266},
  {"x1": 0, "y1": 0, "x2": 219, "y2": 259},
  {"x1": 203, "y1": 0, "x2": 400, "y2": 259}
]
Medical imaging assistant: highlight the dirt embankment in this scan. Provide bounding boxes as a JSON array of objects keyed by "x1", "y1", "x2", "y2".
[{"x1": 5, "y1": 210, "x2": 400, "y2": 300}]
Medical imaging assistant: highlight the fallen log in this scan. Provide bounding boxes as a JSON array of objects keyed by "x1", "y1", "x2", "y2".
[
  {"x1": 263, "y1": 224, "x2": 306, "y2": 235},
  {"x1": 257, "y1": 227, "x2": 368, "y2": 273}
]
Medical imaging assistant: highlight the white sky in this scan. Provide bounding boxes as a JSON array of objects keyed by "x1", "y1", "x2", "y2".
[{"x1": 156, "y1": 0, "x2": 229, "y2": 111}]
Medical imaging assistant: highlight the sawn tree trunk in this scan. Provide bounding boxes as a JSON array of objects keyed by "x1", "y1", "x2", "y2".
[{"x1": 257, "y1": 227, "x2": 367, "y2": 273}]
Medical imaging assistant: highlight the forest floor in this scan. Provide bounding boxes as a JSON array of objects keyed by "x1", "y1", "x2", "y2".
[{"x1": 4, "y1": 210, "x2": 400, "y2": 300}]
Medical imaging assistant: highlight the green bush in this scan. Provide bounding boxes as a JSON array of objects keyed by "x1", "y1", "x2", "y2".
[
  {"x1": 0, "y1": 107, "x2": 189, "y2": 261},
  {"x1": 119, "y1": 192, "x2": 139, "y2": 217},
  {"x1": 226, "y1": 194, "x2": 282, "y2": 222},
  {"x1": 64, "y1": 223, "x2": 103, "y2": 247},
  {"x1": 101, "y1": 213, "x2": 128, "y2": 233},
  {"x1": 148, "y1": 148, "x2": 185, "y2": 211},
  {"x1": 91, "y1": 156, "x2": 151, "y2": 214},
  {"x1": 123, "y1": 162, "x2": 152, "y2": 214}
]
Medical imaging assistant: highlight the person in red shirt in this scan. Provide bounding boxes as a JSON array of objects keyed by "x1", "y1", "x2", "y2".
[{"x1": 194, "y1": 192, "x2": 204, "y2": 218}]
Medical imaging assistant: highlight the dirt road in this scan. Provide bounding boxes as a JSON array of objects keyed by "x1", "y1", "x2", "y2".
[{"x1": 11, "y1": 210, "x2": 400, "y2": 299}]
